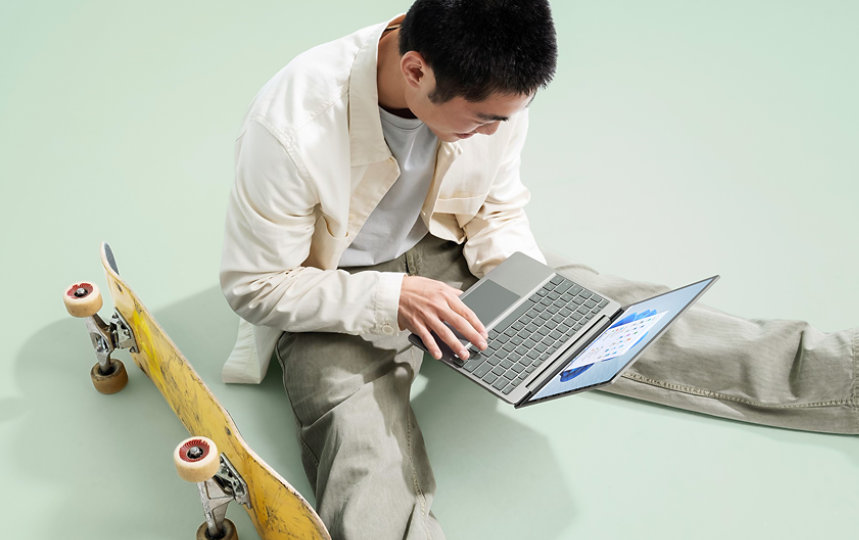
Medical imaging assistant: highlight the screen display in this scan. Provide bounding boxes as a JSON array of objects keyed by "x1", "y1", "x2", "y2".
[{"x1": 526, "y1": 276, "x2": 717, "y2": 404}]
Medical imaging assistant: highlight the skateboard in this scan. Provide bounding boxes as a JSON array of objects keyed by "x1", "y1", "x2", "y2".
[{"x1": 64, "y1": 242, "x2": 331, "y2": 540}]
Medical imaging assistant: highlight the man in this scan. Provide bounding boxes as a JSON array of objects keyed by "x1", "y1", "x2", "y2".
[{"x1": 220, "y1": 1, "x2": 857, "y2": 538}]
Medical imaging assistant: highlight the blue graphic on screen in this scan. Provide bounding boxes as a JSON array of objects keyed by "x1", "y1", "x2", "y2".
[
  {"x1": 558, "y1": 309, "x2": 659, "y2": 382},
  {"x1": 529, "y1": 277, "x2": 715, "y2": 403}
]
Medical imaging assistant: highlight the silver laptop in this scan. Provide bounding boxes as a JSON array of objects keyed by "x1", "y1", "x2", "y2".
[{"x1": 409, "y1": 252, "x2": 718, "y2": 408}]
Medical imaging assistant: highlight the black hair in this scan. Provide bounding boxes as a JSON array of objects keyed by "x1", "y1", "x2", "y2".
[{"x1": 398, "y1": 0, "x2": 558, "y2": 103}]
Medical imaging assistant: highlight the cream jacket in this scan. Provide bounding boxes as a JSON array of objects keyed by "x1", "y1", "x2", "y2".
[{"x1": 220, "y1": 19, "x2": 544, "y2": 383}]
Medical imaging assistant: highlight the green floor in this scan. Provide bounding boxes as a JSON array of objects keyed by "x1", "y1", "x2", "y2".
[{"x1": 3, "y1": 1, "x2": 857, "y2": 539}]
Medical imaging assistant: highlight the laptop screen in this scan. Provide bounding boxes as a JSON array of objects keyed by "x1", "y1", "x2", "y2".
[{"x1": 524, "y1": 276, "x2": 718, "y2": 405}]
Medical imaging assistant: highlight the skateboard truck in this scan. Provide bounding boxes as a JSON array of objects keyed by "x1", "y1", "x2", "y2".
[
  {"x1": 175, "y1": 436, "x2": 251, "y2": 540},
  {"x1": 64, "y1": 282, "x2": 138, "y2": 394}
]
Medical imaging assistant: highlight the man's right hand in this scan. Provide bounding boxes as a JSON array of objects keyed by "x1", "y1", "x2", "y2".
[{"x1": 397, "y1": 275, "x2": 488, "y2": 360}]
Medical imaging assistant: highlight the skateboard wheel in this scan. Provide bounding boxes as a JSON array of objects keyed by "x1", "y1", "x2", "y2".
[
  {"x1": 175, "y1": 436, "x2": 221, "y2": 483},
  {"x1": 195, "y1": 519, "x2": 238, "y2": 540},
  {"x1": 90, "y1": 359, "x2": 128, "y2": 394},
  {"x1": 64, "y1": 282, "x2": 103, "y2": 318}
]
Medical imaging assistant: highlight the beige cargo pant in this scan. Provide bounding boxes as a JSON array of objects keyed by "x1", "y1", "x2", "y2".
[{"x1": 276, "y1": 234, "x2": 857, "y2": 540}]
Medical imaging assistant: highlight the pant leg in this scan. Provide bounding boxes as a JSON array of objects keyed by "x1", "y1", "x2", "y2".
[
  {"x1": 275, "y1": 235, "x2": 477, "y2": 540},
  {"x1": 554, "y1": 260, "x2": 859, "y2": 434},
  {"x1": 276, "y1": 330, "x2": 442, "y2": 540}
]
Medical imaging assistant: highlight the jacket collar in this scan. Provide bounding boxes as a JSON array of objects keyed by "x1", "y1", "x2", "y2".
[{"x1": 347, "y1": 20, "x2": 395, "y2": 166}]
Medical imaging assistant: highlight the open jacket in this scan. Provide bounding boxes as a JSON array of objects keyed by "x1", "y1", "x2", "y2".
[{"x1": 220, "y1": 18, "x2": 544, "y2": 383}]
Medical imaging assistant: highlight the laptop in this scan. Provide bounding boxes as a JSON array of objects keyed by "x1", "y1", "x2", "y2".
[{"x1": 409, "y1": 252, "x2": 718, "y2": 408}]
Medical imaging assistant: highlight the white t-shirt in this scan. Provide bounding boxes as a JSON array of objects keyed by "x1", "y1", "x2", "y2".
[{"x1": 339, "y1": 106, "x2": 438, "y2": 267}]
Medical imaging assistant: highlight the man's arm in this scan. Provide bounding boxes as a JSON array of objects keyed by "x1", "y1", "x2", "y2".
[
  {"x1": 403, "y1": 112, "x2": 542, "y2": 359},
  {"x1": 220, "y1": 120, "x2": 403, "y2": 336}
]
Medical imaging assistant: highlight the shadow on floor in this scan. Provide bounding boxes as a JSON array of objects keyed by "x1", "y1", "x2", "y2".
[{"x1": 11, "y1": 285, "x2": 577, "y2": 539}]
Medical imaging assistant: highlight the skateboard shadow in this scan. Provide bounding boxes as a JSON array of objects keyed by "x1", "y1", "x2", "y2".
[
  {"x1": 11, "y1": 315, "x2": 210, "y2": 538},
  {"x1": 9, "y1": 287, "x2": 303, "y2": 540}
]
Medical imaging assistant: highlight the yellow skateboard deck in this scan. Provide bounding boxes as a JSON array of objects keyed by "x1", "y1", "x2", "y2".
[{"x1": 74, "y1": 243, "x2": 330, "y2": 540}]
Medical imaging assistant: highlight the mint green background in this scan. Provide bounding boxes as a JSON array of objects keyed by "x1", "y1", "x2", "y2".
[{"x1": 2, "y1": 1, "x2": 857, "y2": 539}]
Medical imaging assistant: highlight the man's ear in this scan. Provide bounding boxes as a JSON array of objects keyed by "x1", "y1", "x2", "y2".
[{"x1": 400, "y1": 51, "x2": 431, "y2": 90}]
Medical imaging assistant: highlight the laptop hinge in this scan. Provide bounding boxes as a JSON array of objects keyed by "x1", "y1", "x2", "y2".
[{"x1": 524, "y1": 315, "x2": 613, "y2": 391}]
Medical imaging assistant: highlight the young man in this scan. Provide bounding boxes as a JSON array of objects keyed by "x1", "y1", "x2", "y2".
[{"x1": 220, "y1": 1, "x2": 857, "y2": 538}]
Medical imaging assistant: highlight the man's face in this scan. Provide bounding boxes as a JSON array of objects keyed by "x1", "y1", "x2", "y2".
[
  {"x1": 410, "y1": 90, "x2": 534, "y2": 143},
  {"x1": 400, "y1": 55, "x2": 534, "y2": 143}
]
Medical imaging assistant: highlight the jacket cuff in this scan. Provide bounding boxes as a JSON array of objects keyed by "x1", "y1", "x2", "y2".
[{"x1": 371, "y1": 272, "x2": 405, "y2": 335}]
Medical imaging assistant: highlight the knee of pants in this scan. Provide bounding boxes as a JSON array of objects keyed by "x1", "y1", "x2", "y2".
[{"x1": 277, "y1": 330, "x2": 419, "y2": 428}]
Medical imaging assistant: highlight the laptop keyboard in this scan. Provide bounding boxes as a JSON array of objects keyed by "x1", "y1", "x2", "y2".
[{"x1": 459, "y1": 275, "x2": 609, "y2": 395}]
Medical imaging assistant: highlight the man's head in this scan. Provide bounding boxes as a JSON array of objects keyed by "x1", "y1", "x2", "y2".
[
  {"x1": 396, "y1": 0, "x2": 557, "y2": 141},
  {"x1": 399, "y1": 0, "x2": 557, "y2": 103}
]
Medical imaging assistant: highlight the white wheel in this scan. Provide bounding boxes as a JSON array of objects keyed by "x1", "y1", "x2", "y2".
[
  {"x1": 64, "y1": 282, "x2": 103, "y2": 318},
  {"x1": 174, "y1": 436, "x2": 221, "y2": 483}
]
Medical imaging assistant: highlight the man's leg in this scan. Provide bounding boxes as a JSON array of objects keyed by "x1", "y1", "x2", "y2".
[
  {"x1": 554, "y1": 260, "x2": 859, "y2": 433},
  {"x1": 275, "y1": 235, "x2": 477, "y2": 539},
  {"x1": 277, "y1": 330, "x2": 441, "y2": 540}
]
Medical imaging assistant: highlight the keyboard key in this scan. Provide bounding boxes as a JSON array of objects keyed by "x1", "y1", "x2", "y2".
[
  {"x1": 462, "y1": 358, "x2": 482, "y2": 373},
  {"x1": 474, "y1": 363, "x2": 493, "y2": 378}
]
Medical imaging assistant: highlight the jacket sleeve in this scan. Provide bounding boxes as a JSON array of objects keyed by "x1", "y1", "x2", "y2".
[
  {"x1": 219, "y1": 120, "x2": 404, "y2": 335},
  {"x1": 461, "y1": 111, "x2": 546, "y2": 277}
]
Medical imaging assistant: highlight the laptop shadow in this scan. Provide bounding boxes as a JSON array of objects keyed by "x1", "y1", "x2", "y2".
[{"x1": 411, "y1": 358, "x2": 576, "y2": 539}]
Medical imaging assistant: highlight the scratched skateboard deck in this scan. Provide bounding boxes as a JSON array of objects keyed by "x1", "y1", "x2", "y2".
[{"x1": 99, "y1": 243, "x2": 330, "y2": 540}]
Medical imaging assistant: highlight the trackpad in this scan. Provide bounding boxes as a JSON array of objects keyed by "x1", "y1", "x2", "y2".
[{"x1": 462, "y1": 279, "x2": 520, "y2": 326}]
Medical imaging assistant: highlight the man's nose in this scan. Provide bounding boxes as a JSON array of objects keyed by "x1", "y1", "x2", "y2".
[{"x1": 475, "y1": 122, "x2": 500, "y2": 136}]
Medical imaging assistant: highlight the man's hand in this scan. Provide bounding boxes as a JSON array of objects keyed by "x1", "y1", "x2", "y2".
[{"x1": 398, "y1": 275, "x2": 488, "y2": 360}]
